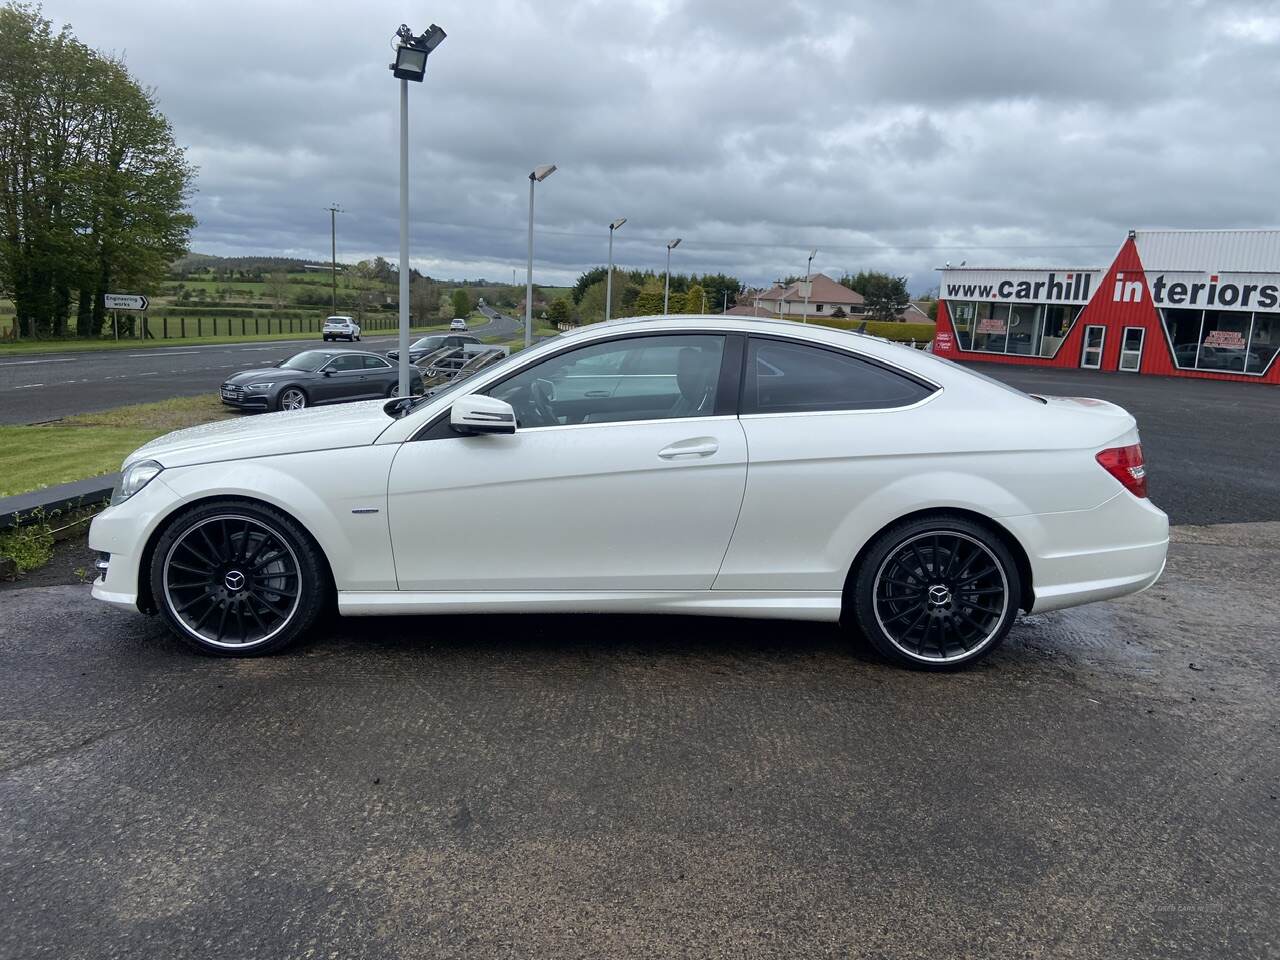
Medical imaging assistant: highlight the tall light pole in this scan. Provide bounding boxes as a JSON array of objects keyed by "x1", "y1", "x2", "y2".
[
  {"x1": 605, "y1": 217, "x2": 626, "y2": 322},
  {"x1": 775, "y1": 278, "x2": 786, "y2": 319},
  {"x1": 389, "y1": 22, "x2": 446, "y2": 398},
  {"x1": 803, "y1": 248, "x2": 817, "y2": 322},
  {"x1": 525, "y1": 164, "x2": 557, "y2": 347},
  {"x1": 663, "y1": 238, "x2": 682, "y2": 314},
  {"x1": 326, "y1": 203, "x2": 342, "y2": 315}
]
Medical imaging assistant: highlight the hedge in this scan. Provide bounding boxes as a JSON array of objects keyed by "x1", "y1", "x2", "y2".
[{"x1": 816, "y1": 318, "x2": 935, "y2": 341}]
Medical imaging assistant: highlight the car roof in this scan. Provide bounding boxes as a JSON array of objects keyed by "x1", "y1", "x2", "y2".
[{"x1": 547, "y1": 314, "x2": 953, "y2": 386}]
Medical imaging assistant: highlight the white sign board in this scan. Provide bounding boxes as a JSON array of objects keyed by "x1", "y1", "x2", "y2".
[{"x1": 104, "y1": 293, "x2": 149, "y2": 311}]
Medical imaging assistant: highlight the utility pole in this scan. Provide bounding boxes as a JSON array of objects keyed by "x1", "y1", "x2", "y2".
[{"x1": 327, "y1": 204, "x2": 342, "y2": 315}]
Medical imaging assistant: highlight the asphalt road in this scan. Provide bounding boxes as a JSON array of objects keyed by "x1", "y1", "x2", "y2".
[
  {"x1": 1, "y1": 521, "x2": 1277, "y2": 958},
  {"x1": 969, "y1": 363, "x2": 1280, "y2": 526},
  {"x1": 0, "y1": 310, "x2": 524, "y2": 425}
]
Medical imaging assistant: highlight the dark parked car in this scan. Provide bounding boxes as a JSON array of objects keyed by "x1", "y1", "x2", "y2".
[
  {"x1": 386, "y1": 333, "x2": 481, "y2": 365},
  {"x1": 220, "y1": 349, "x2": 424, "y2": 412}
]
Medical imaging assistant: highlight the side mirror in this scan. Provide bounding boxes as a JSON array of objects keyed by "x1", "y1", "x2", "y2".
[
  {"x1": 322, "y1": 369, "x2": 334, "y2": 377},
  {"x1": 451, "y1": 394, "x2": 516, "y2": 435}
]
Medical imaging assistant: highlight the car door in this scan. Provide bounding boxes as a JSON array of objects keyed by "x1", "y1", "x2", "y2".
[
  {"x1": 361, "y1": 354, "x2": 394, "y2": 397},
  {"x1": 386, "y1": 333, "x2": 748, "y2": 591},
  {"x1": 714, "y1": 335, "x2": 939, "y2": 592},
  {"x1": 317, "y1": 353, "x2": 367, "y2": 402}
]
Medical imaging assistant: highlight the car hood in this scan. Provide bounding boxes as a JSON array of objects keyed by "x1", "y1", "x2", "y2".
[
  {"x1": 223, "y1": 367, "x2": 309, "y2": 385},
  {"x1": 126, "y1": 400, "x2": 394, "y2": 469}
]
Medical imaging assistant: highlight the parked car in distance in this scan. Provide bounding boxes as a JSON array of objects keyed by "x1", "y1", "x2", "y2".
[
  {"x1": 450, "y1": 318, "x2": 469, "y2": 331},
  {"x1": 322, "y1": 316, "x2": 361, "y2": 342},
  {"x1": 219, "y1": 349, "x2": 423, "y2": 412},
  {"x1": 95, "y1": 316, "x2": 1167, "y2": 669},
  {"x1": 386, "y1": 333, "x2": 481, "y2": 365}
]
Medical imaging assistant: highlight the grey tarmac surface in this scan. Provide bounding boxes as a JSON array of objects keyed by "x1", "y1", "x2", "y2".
[
  {"x1": 1, "y1": 522, "x2": 1277, "y2": 959},
  {"x1": 0, "y1": 310, "x2": 522, "y2": 425}
]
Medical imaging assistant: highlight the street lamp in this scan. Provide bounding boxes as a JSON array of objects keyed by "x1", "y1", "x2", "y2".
[
  {"x1": 663, "y1": 238, "x2": 682, "y2": 314},
  {"x1": 525, "y1": 163, "x2": 557, "y2": 347},
  {"x1": 605, "y1": 217, "x2": 626, "y2": 322},
  {"x1": 803, "y1": 248, "x2": 817, "y2": 322},
  {"x1": 388, "y1": 22, "x2": 446, "y2": 398}
]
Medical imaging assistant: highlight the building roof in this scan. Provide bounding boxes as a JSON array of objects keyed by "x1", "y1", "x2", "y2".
[
  {"x1": 725, "y1": 303, "x2": 776, "y2": 318},
  {"x1": 755, "y1": 273, "x2": 865, "y2": 305}
]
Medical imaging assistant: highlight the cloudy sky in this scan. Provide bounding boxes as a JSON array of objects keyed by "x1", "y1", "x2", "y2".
[{"x1": 49, "y1": 0, "x2": 1280, "y2": 293}]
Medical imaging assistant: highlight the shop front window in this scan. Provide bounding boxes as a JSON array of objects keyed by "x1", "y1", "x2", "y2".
[
  {"x1": 972, "y1": 303, "x2": 1011, "y2": 352},
  {"x1": 950, "y1": 300, "x2": 1079, "y2": 358},
  {"x1": 1162, "y1": 308, "x2": 1279, "y2": 376}
]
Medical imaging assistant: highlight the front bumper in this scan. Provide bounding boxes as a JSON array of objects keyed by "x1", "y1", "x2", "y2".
[
  {"x1": 220, "y1": 385, "x2": 272, "y2": 410},
  {"x1": 88, "y1": 474, "x2": 185, "y2": 614}
]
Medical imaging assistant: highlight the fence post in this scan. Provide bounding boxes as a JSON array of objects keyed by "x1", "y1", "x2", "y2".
[{"x1": 181, "y1": 317, "x2": 186, "y2": 338}]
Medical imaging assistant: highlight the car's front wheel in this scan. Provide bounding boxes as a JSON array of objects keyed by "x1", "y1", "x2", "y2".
[
  {"x1": 276, "y1": 387, "x2": 307, "y2": 411},
  {"x1": 848, "y1": 515, "x2": 1021, "y2": 670},
  {"x1": 150, "y1": 500, "x2": 330, "y2": 656}
]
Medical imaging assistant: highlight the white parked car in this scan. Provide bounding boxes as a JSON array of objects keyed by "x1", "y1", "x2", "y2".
[
  {"x1": 322, "y1": 316, "x2": 361, "y2": 342},
  {"x1": 89, "y1": 316, "x2": 1167, "y2": 668},
  {"x1": 450, "y1": 318, "x2": 468, "y2": 331}
]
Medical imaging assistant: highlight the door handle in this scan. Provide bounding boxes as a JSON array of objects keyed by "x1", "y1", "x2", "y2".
[
  {"x1": 584, "y1": 390, "x2": 610, "y2": 398},
  {"x1": 658, "y1": 438, "x2": 719, "y2": 460}
]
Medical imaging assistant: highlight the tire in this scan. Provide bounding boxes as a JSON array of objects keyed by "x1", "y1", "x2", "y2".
[
  {"x1": 848, "y1": 514, "x2": 1022, "y2": 670},
  {"x1": 149, "y1": 500, "x2": 330, "y2": 656},
  {"x1": 276, "y1": 387, "x2": 307, "y2": 411},
  {"x1": 323, "y1": 336, "x2": 331, "y2": 342}
]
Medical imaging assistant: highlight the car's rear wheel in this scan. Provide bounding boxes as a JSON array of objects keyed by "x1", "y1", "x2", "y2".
[
  {"x1": 849, "y1": 515, "x2": 1021, "y2": 670},
  {"x1": 150, "y1": 501, "x2": 329, "y2": 656},
  {"x1": 277, "y1": 387, "x2": 307, "y2": 411}
]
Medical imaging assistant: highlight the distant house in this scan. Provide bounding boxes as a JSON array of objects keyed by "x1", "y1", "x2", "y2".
[{"x1": 752, "y1": 273, "x2": 865, "y2": 319}]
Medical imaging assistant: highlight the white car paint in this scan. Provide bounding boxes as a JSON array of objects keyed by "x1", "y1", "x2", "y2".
[
  {"x1": 90, "y1": 315, "x2": 1168, "y2": 647},
  {"x1": 322, "y1": 316, "x2": 361, "y2": 340}
]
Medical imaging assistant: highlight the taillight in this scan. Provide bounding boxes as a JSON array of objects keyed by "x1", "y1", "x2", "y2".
[{"x1": 1096, "y1": 443, "x2": 1148, "y2": 498}]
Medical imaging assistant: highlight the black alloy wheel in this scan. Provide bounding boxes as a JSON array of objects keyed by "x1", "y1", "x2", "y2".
[
  {"x1": 850, "y1": 516, "x2": 1021, "y2": 669},
  {"x1": 151, "y1": 501, "x2": 328, "y2": 655}
]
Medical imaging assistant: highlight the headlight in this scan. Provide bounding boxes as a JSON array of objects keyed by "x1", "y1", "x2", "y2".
[
  {"x1": 247, "y1": 382, "x2": 274, "y2": 391},
  {"x1": 111, "y1": 459, "x2": 163, "y2": 505}
]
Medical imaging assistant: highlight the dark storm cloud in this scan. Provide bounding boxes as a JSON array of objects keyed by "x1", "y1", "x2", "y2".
[{"x1": 49, "y1": 0, "x2": 1280, "y2": 292}]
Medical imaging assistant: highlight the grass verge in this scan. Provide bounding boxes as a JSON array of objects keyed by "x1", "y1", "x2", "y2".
[
  {"x1": 0, "y1": 395, "x2": 237, "y2": 499},
  {"x1": 0, "y1": 324, "x2": 447, "y2": 356}
]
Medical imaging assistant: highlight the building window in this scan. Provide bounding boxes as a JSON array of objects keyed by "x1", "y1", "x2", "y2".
[
  {"x1": 949, "y1": 300, "x2": 1080, "y2": 358},
  {"x1": 816, "y1": 303, "x2": 824, "y2": 312},
  {"x1": 1161, "y1": 308, "x2": 1279, "y2": 376}
]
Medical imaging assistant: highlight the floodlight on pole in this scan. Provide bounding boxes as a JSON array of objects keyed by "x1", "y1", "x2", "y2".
[
  {"x1": 803, "y1": 248, "x2": 817, "y2": 322},
  {"x1": 525, "y1": 164, "x2": 557, "y2": 347},
  {"x1": 388, "y1": 22, "x2": 446, "y2": 399},
  {"x1": 605, "y1": 218, "x2": 626, "y2": 322},
  {"x1": 663, "y1": 238, "x2": 682, "y2": 314}
]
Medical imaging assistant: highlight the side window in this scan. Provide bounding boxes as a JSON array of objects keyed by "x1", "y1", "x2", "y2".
[
  {"x1": 362, "y1": 355, "x2": 391, "y2": 369},
  {"x1": 487, "y1": 335, "x2": 726, "y2": 428},
  {"x1": 327, "y1": 354, "x2": 364, "y2": 373},
  {"x1": 744, "y1": 338, "x2": 934, "y2": 414}
]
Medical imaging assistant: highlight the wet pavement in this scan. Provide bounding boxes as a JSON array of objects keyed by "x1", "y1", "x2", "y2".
[{"x1": 1, "y1": 523, "x2": 1277, "y2": 958}]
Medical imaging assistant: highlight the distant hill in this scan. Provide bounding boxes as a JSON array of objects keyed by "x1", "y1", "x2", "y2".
[{"x1": 172, "y1": 253, "x2": 339, "y2": 275}]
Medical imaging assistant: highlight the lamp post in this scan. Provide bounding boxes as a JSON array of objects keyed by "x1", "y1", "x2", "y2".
[
  {"x1": 803, "y1": 248, "x2": 817, "y2": 322},
  {"x1": 525, "y1": 164, "x2": 557, "y2": 347},
  {"x1": 326, "y1": 203, "x2": 342, "y2": 315},
  {"x1": 663, "y1": 238, "x2": 682, "y2": 314},
  {"x1": 388, "y1": 22, "x2": 446, "y2": 398},
  {"x1": 605, "y1": 217, "x2": 626, "y2": 322}
]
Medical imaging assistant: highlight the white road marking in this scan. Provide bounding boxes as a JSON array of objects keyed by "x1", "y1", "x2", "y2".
[
  {"x1": 0, "y1": 357, "x2": 76, "y2": 366},
  {"x1": 128, "y1": 350, "x2": 200, "y2": 357},
  {"x1": 15, "y1": 383, "x2": 44, "y2": 388}
]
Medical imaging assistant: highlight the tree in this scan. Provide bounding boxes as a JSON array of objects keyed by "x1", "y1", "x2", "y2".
[
  {"x1": 410, "y1": 277, "x2": 440, "y2": 323},
  {"x1": 571, "y1": 266, "x2": 608, "y2": 304},
  {"x1": 630, "y1": 276, "x2": 666, "y2": 316},
  {"x1": 450, "y1": 288, "x2": 470, "y2": 319},
  {"x1": 0, "y1": 4, "x2": 195, "y2": 339},
  {"x1": 830, "y1": 306, "x2": 847, "y2": 319},
  {"x1": 265, "y1": 270, "x2": 290, "y2": 309},
  {"x1": 841, "y1": 271, "x2": 909, "y2": 321},
  {"x1": 548, "y1": 298, "x2": 571, "y2": 327},
  {"x1": 697, "y1": 273, "x2": 741, "y2": 312},
  {"x1": 681, "y1": 283, "x2": 705, "y2": 314}
]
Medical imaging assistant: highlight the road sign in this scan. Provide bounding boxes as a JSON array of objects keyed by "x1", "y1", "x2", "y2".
[{"x1": 104, "y1": 293, "x2": 149, "y2": 311}]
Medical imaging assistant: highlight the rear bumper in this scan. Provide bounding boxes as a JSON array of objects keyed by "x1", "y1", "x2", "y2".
[{"x1": 1000, "y1": 492, "x2": 1169, "y2": 614}]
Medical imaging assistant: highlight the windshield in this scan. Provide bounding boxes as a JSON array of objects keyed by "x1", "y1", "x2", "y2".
[
  {"x1": 400, "y1": 346, "x2": 536, "y2": 415},
  {"x1": 279, "y1": 351, "x2": 331, "y2": 372},
  {"x1": 928, "y1": 355, "x2": 1044, "y2": 402},
  {"x1": 410, "y1": 335, "x2": 448, "y2": 351}
]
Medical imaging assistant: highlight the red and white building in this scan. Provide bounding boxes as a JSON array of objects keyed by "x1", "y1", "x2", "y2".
[{"x1": 933, "y1": 229, "x2": 1280, "y2": 384}]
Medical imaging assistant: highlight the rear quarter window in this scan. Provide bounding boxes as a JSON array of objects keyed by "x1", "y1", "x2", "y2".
[{"x1": 744, "y1": 338, "x2": 935, "y2": 414}]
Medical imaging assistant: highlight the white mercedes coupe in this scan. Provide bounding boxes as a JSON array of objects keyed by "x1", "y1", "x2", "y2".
[{"x1": 90, "y1": 316, "x2": 1168, "y2": 669}]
